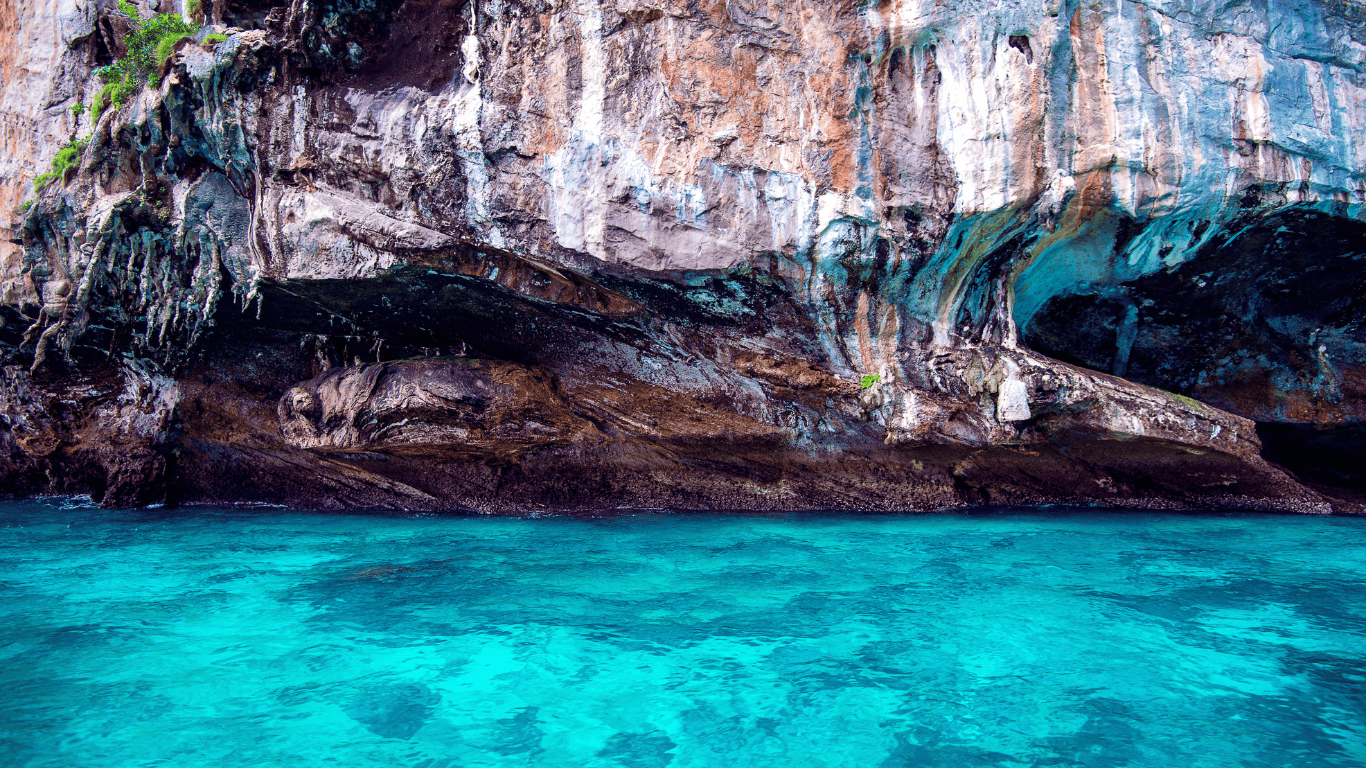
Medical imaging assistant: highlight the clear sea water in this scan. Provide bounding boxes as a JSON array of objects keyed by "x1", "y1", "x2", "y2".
[{"x1": 1, "y1": 501, "x2": 1364, "y2": 768}]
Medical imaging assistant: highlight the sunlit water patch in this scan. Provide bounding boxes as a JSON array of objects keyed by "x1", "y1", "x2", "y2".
[{"x1": 1, "y1": 501, "x2": 1364, "y2": 767}]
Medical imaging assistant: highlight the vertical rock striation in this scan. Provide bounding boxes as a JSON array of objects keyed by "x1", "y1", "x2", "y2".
[{"x1": 0, "y1": 0, "x2": 1362, "y2": 511}]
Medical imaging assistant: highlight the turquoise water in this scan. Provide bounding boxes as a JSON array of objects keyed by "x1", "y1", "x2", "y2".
[{"x1": 1, "y1": 502, "x2": 1364, "y2": 767}]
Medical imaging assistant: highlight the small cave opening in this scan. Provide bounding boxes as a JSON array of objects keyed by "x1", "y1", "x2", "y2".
[
  {"x1": 888, "y1": 46, "x2": 905, "y2": 77},
  {"x1": 1008, "y1": 34, "x2": 1034, "y2": 64},
  {"x1": 1257, "y1": 423, "x2": 1366, "y2": 504}
]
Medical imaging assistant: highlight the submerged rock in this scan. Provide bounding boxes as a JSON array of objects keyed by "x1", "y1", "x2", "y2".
[{"x1": 0, "y1": 0, "x2": 1361, "y2": 512}]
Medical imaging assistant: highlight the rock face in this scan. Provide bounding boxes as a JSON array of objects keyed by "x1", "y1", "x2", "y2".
[{"x1": 0, "y1": 0, "x2": 1362, "y2": 512}]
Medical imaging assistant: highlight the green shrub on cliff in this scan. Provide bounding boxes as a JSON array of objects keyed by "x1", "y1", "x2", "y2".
[
  {"x1": 35, "y1": 4, "x2": 200, "y2": 194},
  {"x1": 92, "y1": 1, "x2": 200, "y2": 113},
  {"x1": 32, "y1": 138, "x2": 89, "y2": 189},
  {"x1": 90, "y1": 81, "x2": 121, "y2": 125},
  {"x1": 153, "y1": 30, "x2": 195, "y2": 69}
]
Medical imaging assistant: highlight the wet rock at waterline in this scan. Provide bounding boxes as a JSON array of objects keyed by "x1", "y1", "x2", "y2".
[{"x1": 1, "y1": 0, "x2": 1363, "y2": 511}]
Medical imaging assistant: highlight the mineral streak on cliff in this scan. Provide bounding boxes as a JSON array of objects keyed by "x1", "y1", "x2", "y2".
[{"x1": 0, "y1": 0, "x2": 1362, "y2": 511}]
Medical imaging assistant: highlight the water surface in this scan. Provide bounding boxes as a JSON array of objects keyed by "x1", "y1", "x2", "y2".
[{"x1": 1, "y1": 501, "x2": 1364, "y2": 767}]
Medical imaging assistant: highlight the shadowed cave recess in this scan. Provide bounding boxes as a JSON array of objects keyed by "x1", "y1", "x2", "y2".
[{"x1": 2, "y1": 0, "x2": 1365, "y2": 512}]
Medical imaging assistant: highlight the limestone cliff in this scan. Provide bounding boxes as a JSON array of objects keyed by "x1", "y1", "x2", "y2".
[{"x1": 1, "y1": 0, "x2": 1363, "y2": 511}]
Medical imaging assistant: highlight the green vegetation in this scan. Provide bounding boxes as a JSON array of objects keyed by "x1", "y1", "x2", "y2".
[
  {"x1": 1172, "y1": 392, "x2": 1211, "y2": 415},
  {"x1": 90, "y1": 82, "x2": 115, "y2": 125},
  {"x1": 92, "y1": 1, "x2": 200, "y2": 114},
  {"x1": 861, "y1": 374, "x2": 881, "y2": 389},
  {"x1": 187, "y1": 0, "x2": 202, "y2": 20},
  {"x1": 153, "y1": 30, "x2": 195, "y2": 69},
  {"x1": 32, "y1": 138, "x2": 89, "y2": 189},
  {"x1": 203, "y1": 33, "x2": 227, "y2": 44},
  {"x1": 31, "y1": 4, "x2": 203, "y2": 196}
]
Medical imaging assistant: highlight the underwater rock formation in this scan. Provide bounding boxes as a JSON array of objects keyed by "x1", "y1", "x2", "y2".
[{"x1": 0, "y1": 0, "x2": 1363, "y2": 511}]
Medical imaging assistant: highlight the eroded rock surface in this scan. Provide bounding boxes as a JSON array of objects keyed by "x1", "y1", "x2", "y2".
[
  {"x1": 0, "y1": 0, "x2": 1362, "y2": 511},
  {"x1": 277, "y1": 358, "x2": 593, "y2": 454}
]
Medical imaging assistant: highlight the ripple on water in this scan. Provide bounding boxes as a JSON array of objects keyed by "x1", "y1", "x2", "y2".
[{"x1": 0, "y1": 503, "x2": 1364, "y2": 767}]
